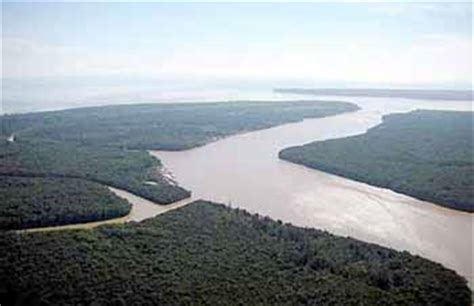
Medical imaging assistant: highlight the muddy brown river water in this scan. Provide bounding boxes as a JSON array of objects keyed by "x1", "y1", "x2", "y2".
[{"x1": 152, "y1": 96, "x2": 473, "y2": 286}]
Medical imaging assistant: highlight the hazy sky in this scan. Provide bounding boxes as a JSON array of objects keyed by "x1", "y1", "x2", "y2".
[{"x1": 2, "y1": 1, "x2": 473, "y2": 88}]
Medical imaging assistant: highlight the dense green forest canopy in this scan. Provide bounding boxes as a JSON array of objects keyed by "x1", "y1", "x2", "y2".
[
  {"x1": 0, "y1": 201, "x2": 470, "y2": 305},
  {"x1": 280, "y1": 110, "x2": 474, "y2": 212},
  {"x1": 0, "y1": 100, "x2": 358, "y2": 150},
  {"x1": 0, "y1": 139, "x2": 190, "y2": 205},
  {"x1": 0, "y1": 176, "x2": 131, "y2": 230}
]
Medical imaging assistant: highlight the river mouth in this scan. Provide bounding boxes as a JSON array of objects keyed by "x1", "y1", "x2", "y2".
[{"x1": 152, "y1": 96, "x2": 473, "y2": 286}]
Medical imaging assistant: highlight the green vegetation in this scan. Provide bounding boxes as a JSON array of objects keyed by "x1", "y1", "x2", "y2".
[
  {"x1": 0, "y1": 100, "x2": 357, "y2": 228},
  {"x1": 0, "y1": 201, "x2": 470, "y2": 305},
  {"x1": 0, "y1": 176, "x2": 131, "y2": 230},
  {"x1": 0, "y1": 139, "x2": 190, "y2": 205},
  {"x1": 280, "y1": 110, "x2": 474, "y2": 212},
  {"x1": 0, "y1": 101, "x2": 359, "y2": 150}
]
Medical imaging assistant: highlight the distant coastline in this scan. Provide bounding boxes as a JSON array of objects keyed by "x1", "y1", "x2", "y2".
[{"x1": 274, "y1": 88, "x2": 473, "y2": 101}]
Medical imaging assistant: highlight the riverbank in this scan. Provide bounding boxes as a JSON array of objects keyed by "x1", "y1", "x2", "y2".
[
  {"x1": 279, "y1": 110, "x2": 473, "y2": 212},
  {"x1": 22, "y1": 187, "x2": 194, "y2": 233}
]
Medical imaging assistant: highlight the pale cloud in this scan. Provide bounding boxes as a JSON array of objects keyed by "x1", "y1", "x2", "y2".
[
  {"x1": 2, "y1": 1, "x2": 471, "y2": 88},
  {"x1": 153, "y1": 35, "x2": 472, "y2": 86},
  {"x1": 369, "y1": 2, "x2": 471, "y2": 13},
  {"x1": 5, "y1": 39, "x2": 158, "y2": 79},
  {"x1": 2, "y1": 31, "x2": 472, "y2": 87}
]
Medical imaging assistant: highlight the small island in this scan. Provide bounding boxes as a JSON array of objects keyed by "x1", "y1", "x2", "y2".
[{"x1": 279, "y1": 110, "x2": 473, "y2": 212}]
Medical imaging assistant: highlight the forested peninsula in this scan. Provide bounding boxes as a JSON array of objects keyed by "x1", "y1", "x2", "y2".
[
  {"x1": 0, "y1": 100, "x2": 358, "y2": 228},
  {"x1": 1, "y1": 101, "x2": 358, "y2": 150},
  {"x1": 279, "y1": 110, "x2": 474, "y2": 212}
]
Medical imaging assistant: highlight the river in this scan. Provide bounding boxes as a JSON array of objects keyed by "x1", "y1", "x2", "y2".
[
  {"x1": 151, "y1": 96, "x2": 473, "y2": 286},
  {"x1": 24, "y1": 187, "x2": 194, "y2": 233}
]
